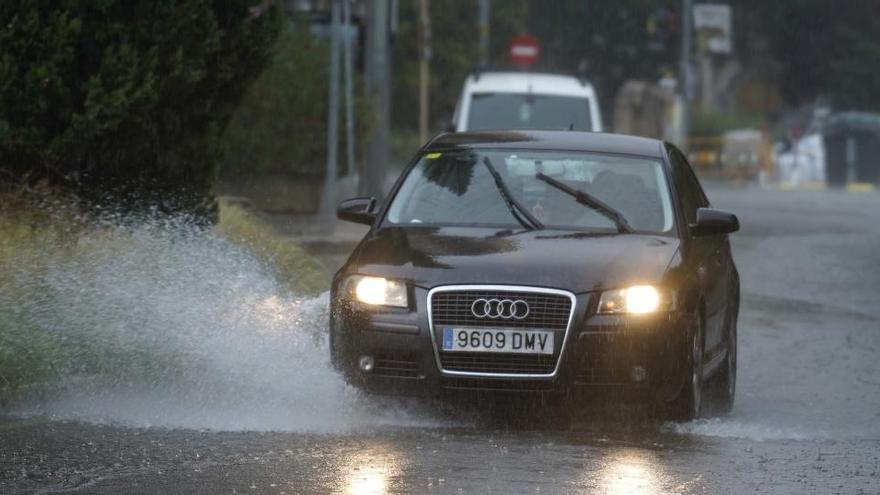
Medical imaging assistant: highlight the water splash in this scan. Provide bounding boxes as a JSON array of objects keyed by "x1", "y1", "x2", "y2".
[
  {"x1": 665, "y1": 418, "x2": 818, "y2": 441},
  {"x1": 1, "y1": 214, "x2": 442, "y2": 432}
]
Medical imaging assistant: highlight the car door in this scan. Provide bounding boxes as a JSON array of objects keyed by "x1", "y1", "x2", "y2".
[{"x1": 669, "y1": 147, "x2": 728, "y2": 354}]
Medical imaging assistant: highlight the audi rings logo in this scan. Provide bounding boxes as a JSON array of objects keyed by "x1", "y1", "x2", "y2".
[{"x1": 470, "y1": 298, "x2": 530, "y2": 320}]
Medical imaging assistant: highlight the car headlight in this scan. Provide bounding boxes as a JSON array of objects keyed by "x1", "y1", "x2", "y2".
[
  {"x1": 597, "y1": 285, "x2": 673, "y2": 314},
  {"x1": 345, "y1": 275, "x2": 408, "y2": 307}
]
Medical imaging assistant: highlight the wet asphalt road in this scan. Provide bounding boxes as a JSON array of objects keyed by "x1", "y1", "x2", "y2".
[{"x1": 2, "y1": 186, "x2": 880, "y2": 494}]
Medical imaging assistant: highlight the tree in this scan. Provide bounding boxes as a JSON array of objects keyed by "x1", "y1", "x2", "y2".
[
  {"x1": 391, "y1": 0, "x2": 528, "y2": 132},
  {"x1": 390, "y1": 0, "x2": 677, "y2": 133},
  {"x1": 741, "y1": 0, "x2": 880, "y2": 111},
  {"x1": 218, "y1": 21, "x2": 370, "y2": 180},
  {"x1": 0, "y1": 0, "x2": 281, "y2": 217},
  {"x1": 525, "y1": 0, "x2": 678, "y2": 117}
]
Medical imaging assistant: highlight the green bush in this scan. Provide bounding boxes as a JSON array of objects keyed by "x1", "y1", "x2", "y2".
[
  {"x1": 219, "y1": 21, "x2": 370, "y2": 180},
  {"x1": 690, "y1": 111, "x2": 764, "y2": 138},
  {"x1": 0, "y1": 1, "x2": 282, "y2": 217},
  {"x1": 216, "y1": 198, "x2": 327, "y2": 296}
]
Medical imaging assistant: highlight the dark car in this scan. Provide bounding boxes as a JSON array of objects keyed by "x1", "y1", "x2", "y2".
[{"x1": 329, "y1": 131, "x2": 739, "y2": 420}]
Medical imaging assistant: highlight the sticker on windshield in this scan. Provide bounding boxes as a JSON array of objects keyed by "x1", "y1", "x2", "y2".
[{"x1": 425, "y1": 152, "x2": 442, "y2": 159}]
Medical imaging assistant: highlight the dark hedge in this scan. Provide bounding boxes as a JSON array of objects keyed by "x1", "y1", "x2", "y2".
[{"x1": 0, "y1": 0, "x2": 282, "y2": 219}]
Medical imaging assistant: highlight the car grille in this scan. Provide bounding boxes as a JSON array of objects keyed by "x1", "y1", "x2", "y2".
[
  {"x1": 440, "y1": 352, "x2": 556, "y2": 374},
  {"x1": 431, "y1": 290, "x2": 571, "y2": 329},
  {"x1": 430, "y1": 288, "x2": 574, "y2": 375},
  {"x1": 373, "y1": 355, "x2": 422, "y2": 379},
  {"x1": 575, "y1": 367, "x2": 627, "y2": 385},
  {"x1": 441, "y1": 377, "x2": 555, "y2": 392}
]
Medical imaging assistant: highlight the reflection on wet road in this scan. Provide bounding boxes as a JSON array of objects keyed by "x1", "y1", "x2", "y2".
[
  {"x1": 341, "y1": 444, "x2": 403, "y2": 494},
  {"x1": 595, "y1": 449, "x2": 663, "y2": 494},
  {"x1": 3, "y1": 420, "x2": 876, "y2": 493},
  {"x1": 2, "y1": 187, "x2": 880, "y2": 494}
]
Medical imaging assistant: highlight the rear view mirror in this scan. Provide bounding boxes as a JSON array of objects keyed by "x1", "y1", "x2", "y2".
[
  {"x1": 337, "y1": 197, "x2": 377, "y2": 225},
  {"x1": 690, "y1": 208, "x2": 739, "y2": 237}
]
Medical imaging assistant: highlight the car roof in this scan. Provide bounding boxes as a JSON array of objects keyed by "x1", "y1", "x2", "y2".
[
  {"x1": 464, "y1": 72, "x2": 595, "y2": 97},
  {"x1": 425, "y1": 130, "x2": 665, "y2": 158}
]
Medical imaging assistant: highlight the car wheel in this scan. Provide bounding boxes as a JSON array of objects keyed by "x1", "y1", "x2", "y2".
[
  {"x1": 709, "y1": 305, "x2": 737, "y2": 414},
  {"x1": 665, "y1": 311, "x2": 704, "y2": 421}
]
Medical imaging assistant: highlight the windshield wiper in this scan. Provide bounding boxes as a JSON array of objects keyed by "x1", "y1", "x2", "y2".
[
  {"x1": 535, "y1": 172, "x2": 634, "y2": 233},
  {"x1": 482, "y1": 157, "x2": 543, "y2": 230}
]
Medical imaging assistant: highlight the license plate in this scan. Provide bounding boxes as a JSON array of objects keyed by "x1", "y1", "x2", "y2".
[{"x1": 441, "y1": 327, "x2": 554, "y2": 355}]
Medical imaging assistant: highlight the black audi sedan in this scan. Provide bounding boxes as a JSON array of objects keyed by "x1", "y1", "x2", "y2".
[{"x1": 330, "y1": 131, "x2": 739, "y2": 420}]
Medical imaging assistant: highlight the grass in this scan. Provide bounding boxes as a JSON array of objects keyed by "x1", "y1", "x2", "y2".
[
  {"x1": 0, "y1": 189, "x2": 328, "y2": 403},
  {"x1": 0, "y1": 190, "x2": 79, "y2": 402},
  {"x1": 215, "y1": 197, "x2": 328, "y2": 296}
]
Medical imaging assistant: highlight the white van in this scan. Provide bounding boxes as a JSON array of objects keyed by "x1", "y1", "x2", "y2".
[{"x1": 452, "y1": 71, "x2": 602, "y2": 132}]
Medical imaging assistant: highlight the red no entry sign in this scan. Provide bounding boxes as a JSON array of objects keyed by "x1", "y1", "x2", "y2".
[{"x1": 509, "y1": 34, "x2": 540, "y2": 69}]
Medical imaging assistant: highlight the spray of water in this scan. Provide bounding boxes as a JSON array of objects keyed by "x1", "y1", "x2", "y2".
[{"x1": 0, "y1": 212, "x2": 443, "y2": 432}]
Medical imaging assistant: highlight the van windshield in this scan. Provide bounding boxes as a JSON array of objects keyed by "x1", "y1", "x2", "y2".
[{"x1": 467, "y1": 93, "x2": 593, "y2": 131}]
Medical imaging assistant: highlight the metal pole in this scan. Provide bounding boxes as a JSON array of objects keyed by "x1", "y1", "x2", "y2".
[
  {"x1": 478, "y1": 0, "x2": 490, "y2": 68},
  {"x1": 418, "y1": 0, "x2": 431, "y2": 144},
  {"x1": 363, "y1": 0, "x2": 390, "y2": 198},
  {"x1": 322, "y1": 0, "x2": 341, "y2": 226},
  {"x1": 846, "y1": 136, "x2": 857, "y2": 186},
  {"x1": 698, "y1": 32, "x2": 713, "y2": 112},
  {"x1": 679, "y1": 0, "x2": 693, "y2": 151},
  {"x1": 342, "y1": 0, "x2": 355, "y2": 178}
]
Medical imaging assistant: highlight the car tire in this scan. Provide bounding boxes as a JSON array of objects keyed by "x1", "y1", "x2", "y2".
[
  {"x1": 708, "y1": 304, "x2": 737, "y2": 414},
  {"x1": 665, "y1": 311, "x2": 704, "y2": 421}
]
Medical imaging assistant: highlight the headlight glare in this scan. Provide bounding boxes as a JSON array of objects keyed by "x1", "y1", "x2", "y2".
[
  {"x1": 349, "y1": 275, "x2": 408, "y2": 307},
  {"x1": 598, "y1": 285, "x2": 669, "y2": 314},
  {"x1": 626, "y1": 285, "x2": 661, "y2": 314}
]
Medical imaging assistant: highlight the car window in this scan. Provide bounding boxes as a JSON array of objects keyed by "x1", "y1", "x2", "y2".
[
  {"x1": 467, "y1": 93, "x2": 593, "y2": 131},
  {"x1": 669, "y1": 148, "x2": 706, "y2": 226},
  {"x1": 386, "y1": 149, "x2": 675, "y2": 234}
]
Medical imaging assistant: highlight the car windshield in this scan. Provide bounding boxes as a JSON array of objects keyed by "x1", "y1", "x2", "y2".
[
  {"x1": 385, "y1": 149, "x2": 675, "y2": 234},
  {"x1": 467, "y1": 93, "x2": 593, "y2": 131}
]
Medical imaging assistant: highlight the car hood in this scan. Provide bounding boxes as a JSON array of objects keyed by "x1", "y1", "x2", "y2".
[{"x1": 351, "y1": 227, "x2": 680, "y2": 293}]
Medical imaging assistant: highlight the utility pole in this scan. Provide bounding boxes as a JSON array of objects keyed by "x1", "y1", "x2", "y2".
[
  {"x1": 342, "y1": 0, "x2": 355, "y2": 178},
  {"x1": 478, "y1": 0, "x2": 490, "y2": 68},
  {"x1": 679, "y1": 0, "x2": 693, "y2": 151},
  {"x1": 418, "y1": 0, "x2": 431, "y2": 144},
  {"x1": 363, "y1": 0, "x2": 391, "y2": 198},
  {"x1": 698, "y1": 32, "x2": 713, "y2": 113},
  {"x1": 322, "y1": 0, "x2": 341, "y2": 226}
]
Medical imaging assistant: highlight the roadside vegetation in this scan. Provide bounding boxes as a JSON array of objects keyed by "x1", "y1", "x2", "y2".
[
  {"x1": 218, "y1": 23, "x2": 371, "y2": 182},
  {"x1": 0, "y1": 189, "x2": 327, "y2": 404},
  {"x1": 0, "y1": 1, "x2": 282, "y2": 217},
  {"x1": 690, "y1": 111, "x2": 766, "y2": 138},
  {"x1": 215, "y1": 197, "x2": 327, "y2": 296}
]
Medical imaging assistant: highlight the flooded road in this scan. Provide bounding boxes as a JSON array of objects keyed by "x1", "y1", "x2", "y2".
[{"x1": 2, "y1": 186, "x2": 880, "y2": 494}]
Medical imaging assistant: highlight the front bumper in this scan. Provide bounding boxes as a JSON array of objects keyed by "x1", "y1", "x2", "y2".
[{"x1": 330, "y1": 285, "x2": 688, "y2": 398}]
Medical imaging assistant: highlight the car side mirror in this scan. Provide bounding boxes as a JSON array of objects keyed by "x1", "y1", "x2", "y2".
[
  {"x1": 690, "y1": 208, "x2": 739, "y2": 237},
  {"x1": 337, "y1": 197, "x2": 378, "y2": 225}
]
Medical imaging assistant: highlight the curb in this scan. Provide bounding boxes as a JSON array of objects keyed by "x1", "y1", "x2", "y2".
[{"x1": 773, "y1": 181, "x2": 876, "y2": 193}]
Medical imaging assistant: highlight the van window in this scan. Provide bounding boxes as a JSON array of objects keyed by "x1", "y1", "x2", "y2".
[{"x1": 467, "y1": 93, "x2": 593, "y2": 131}]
